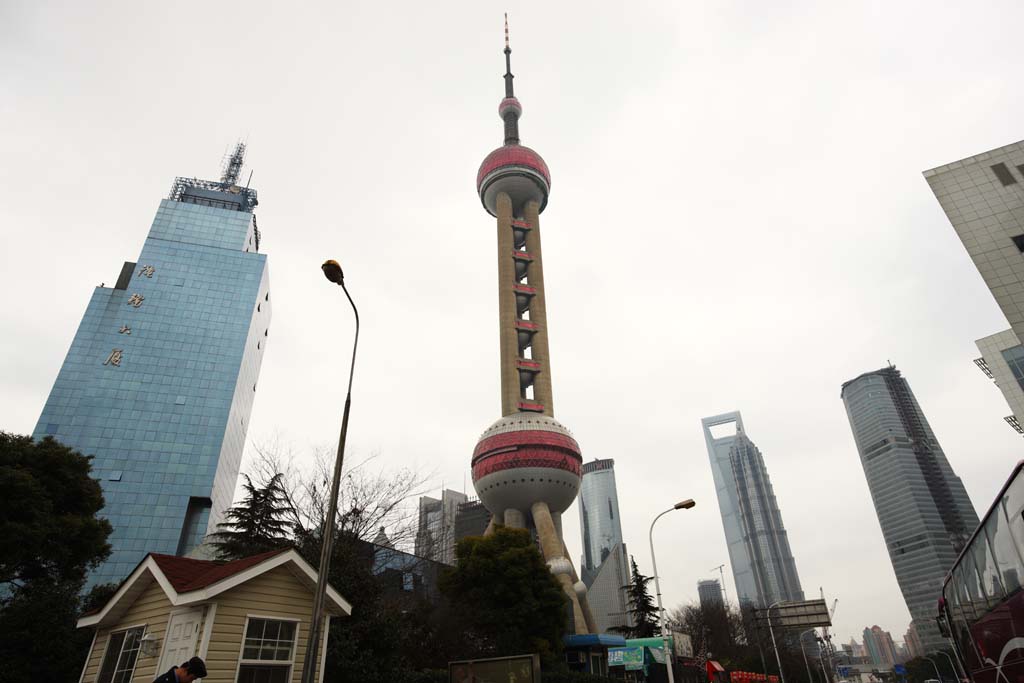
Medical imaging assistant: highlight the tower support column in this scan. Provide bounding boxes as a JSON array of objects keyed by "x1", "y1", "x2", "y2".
[{"x1": 532, "y1": 501, "x2": 588, "y2": 633}]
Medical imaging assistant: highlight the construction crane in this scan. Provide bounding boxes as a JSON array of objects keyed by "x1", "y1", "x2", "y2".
[{"x1": 710, "y1": 564, "x2": 729, "y2": 605}]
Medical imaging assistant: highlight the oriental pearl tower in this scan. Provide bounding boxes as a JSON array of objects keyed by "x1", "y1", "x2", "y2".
[{"x1": 471, "y1": 17, "x2": 597, "y2": 634}]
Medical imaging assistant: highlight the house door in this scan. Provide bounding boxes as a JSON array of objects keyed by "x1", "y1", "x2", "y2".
[{"x1": 158, "y1": 608, "x2": 204, "y2": 673}]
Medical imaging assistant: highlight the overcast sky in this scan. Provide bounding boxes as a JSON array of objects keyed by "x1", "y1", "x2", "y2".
[{"x1": 3, "y1": 0, "x2": 1023, "y2": 647}]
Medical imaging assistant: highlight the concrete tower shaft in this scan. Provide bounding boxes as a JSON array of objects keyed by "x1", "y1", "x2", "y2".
[{"x1": 468, "y1": 19, "x2": 594, "y2": 634}]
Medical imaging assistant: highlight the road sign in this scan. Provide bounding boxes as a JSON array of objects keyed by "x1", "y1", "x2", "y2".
[
  {"x1": 751, "y1": 599, "x2": 832, "y2": 629},
  {"x1": 894, "y1": 665, "x2": 907, "y2": 675}
]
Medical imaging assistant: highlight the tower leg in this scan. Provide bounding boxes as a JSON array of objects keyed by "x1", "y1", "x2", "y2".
[
  {"x1": 484, "y1": 514, "x2": 499, "y2": 537},
  {"x1": 504, "y1": 508, "x2": 526, "y2": 528},
  {"x1": 532, "y1": 501, "x2": 589, "y2": 634},
  {"x1": 562, "y1": 538, "x2": 599, "y2": 634}
]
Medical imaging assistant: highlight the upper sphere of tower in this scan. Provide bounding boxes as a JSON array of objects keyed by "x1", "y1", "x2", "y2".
[
  {"x1": 499, "y1": 96, "x2": 522, "y2": 119},
  {"x1": 477, "y1": 144, "x2": 551, "y2": 217}
]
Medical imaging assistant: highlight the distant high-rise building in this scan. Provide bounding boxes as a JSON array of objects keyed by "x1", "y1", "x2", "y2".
[
  {"x1": 904, "y1": 624, "x2": 924, "y2": 660},
  {"x1": 862, "y1": 626, "x2": 898, "y2": 669},
  {"x1": 701, "y1": 411, "x2": 805, "y2": 608},
  {"x1": 33, "y1": 145, "x2": 271, "y2": 585},
  {"x1": 924, "y1": 141, "x2": 1024, "y2": 344},
  {"x1": 578, "y1": 459, "x2": 625, "y2": 577},
  {"x1": 841, "y1": 366, "x2": 978, "y2": 652},
  {"x1": 577, "y1": 459, "x2": 630, "y2": 634},
  {"x1": 415, "y1": 489, "x2": 468, "y2": 565},
  {"x1": 974, "y1": 328, "x2": 1024, "y2": 436},
  {"x1": 453, "y1": 499, "x2": 491, "y2": 544},
  {"x1": 697, "y1": 579, "x2": 724, "y2": 609}
]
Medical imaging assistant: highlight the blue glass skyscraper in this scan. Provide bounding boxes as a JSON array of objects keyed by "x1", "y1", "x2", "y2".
[{"x1": 33, "y1": 145, "x2": 271, "y2": 585}]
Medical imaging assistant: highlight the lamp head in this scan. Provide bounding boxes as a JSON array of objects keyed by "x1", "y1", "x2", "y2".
[
  {"x1": 674, "y1": 499, "x2": 696, "y2": 510},
  {"x1": 322, "y1": 259, "x2": 344, "y2": 285}
]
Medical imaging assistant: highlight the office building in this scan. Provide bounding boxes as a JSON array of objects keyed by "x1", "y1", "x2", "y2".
[
  {"x1": 862, "y1": 626, "x2": 898, "y2": 669},
  {"x1": 841, "y1": 365, "x2": 978, "y2": 651},
  {"x1": 33, "y1": 144, "x2": 270, "y2": 585},
  {"x1": 578, "y1": 459, "x2": 625, "y2": 577},
  {"x1": 702, "y1": 411, "x2": 805, "y2": 608},
  {"x1": 974, "y1": 328, "x2": 1024, "y2": 436},
  {"x1": 698, "y1": 579, "x2": 724, "y2": 609},
  {"x1": 924, "y1": 141, "x2": 1024, "y2": 343},
  {"x1": 468, "y1": 19, "x2": 595, "y2": 633},
  {"x1": 414, "y1": 489, "x2": 468, "y2": 565},
  {"x1": 453, "y1": 499, "x2": 491, "y2": 544},
  {"x1": 904, "y1": 624, "x2": 924, "y2": 660}
]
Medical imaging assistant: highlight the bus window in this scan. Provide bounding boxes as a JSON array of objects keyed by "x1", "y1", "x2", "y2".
[
  {"x1": 946, "y1": 581, "x2": 982, "y2": 670},
  {"x1": 974, "y1": 523, "x2": 1006, "y2": 607},
  {"x1": 1006, "y1": 474, "x2": 1024, "y2": 570},
  {"x1": 989, "y1": 503, "x2": 1023, "y2": 594},
  {"x1": 957, "y1": 558, "x2": 985, "y2": 618}
]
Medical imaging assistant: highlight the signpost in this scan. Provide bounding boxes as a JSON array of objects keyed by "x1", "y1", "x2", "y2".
[{"x1": 449, "y1": 653, "x2": 540, "y2": 683}]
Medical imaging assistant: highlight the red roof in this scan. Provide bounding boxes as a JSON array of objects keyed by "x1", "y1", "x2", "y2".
[
  {"x1": 150, "y1": 548, "x2": 290, "y2": 592},
  {"x1": 477, "y1": 144, "x2": 551, "y2": 191}
]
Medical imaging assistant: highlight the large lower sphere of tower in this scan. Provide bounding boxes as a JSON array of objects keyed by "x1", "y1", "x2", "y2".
[
  {"x1": 472, "y1": 413, "x2": 582, "y2": 518},
  {"x1": 477, "y1": 145, "x2": 551, "y2": 217}
]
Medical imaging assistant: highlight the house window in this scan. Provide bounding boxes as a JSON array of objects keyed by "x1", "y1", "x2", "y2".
[
  {"x1": 237, "y1": 618, "x2": 298, "y2": 683},
  {"x1": 97, "y1": 626, "x2": 145, "y2": 683},
  {"x1": 992, "y1": 162, "x2": 1018, "y2": 186}
]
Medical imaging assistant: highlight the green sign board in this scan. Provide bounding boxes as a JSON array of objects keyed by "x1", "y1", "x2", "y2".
[{"x1": 608, "y1": 646, "x2": 645, "y2": 671}]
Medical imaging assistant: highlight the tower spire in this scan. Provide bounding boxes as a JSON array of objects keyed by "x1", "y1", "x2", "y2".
[{"x1": 500, "y1": 14, "x2": 520, "y2": 145}]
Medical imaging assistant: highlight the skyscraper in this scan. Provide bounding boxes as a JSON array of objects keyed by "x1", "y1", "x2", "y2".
[
  {"x1": 33, "y1": 145, "x2": 271, "y2": 585},
  {"x1": 415, "y1": 489, "x2": 467, "y2": 565},
  {"x1": 924, "y1": 141, "x2": 1024, "y2": 342},
  {"x1": 579, "y1": 459, "x2": 624, "y2": 577},
  {"x1": 701, "y1": 411, "x2": 804, "y2": 608},
  {"x1": 578, "y1": 459, "x2": 631, "y2": 634},
  {"x1": 469, "y1": 19, "x2": 596, "y2": 634},
  {"x1": 974, "y1": 328, "x2": 1024, "y2": 436},
  {"x1": 840, "y1": 365, "x2": 978, "y2": 652},
  {"x1": 697, "y1": 579, "x2": 724, "y2": 609}
]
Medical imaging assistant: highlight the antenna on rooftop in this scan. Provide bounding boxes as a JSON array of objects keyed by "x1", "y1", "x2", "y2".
[{"x1": 221, "y1": 141, "x2": 246, "y2": 186}]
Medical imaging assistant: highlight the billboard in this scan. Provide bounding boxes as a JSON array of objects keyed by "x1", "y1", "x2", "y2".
[
  {"x1": 751, "y1": 599, "x2": 832, "y2": 629},
  {"x1": 449, "y1": 653, "x2": 540, "y2": 683},
  {"x1": 672, "y1": 631, "x2": 694, "y2": 658},
  {"x1": 608, "y1": 647, "x2": 645, "y2": 671}
]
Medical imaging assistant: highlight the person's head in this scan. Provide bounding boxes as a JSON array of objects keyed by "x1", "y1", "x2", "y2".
[{"x1": 176, "y1": 656, "x2": 207, "y2": 682}]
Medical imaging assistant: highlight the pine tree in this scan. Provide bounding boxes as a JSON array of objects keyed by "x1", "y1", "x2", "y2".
[
  {"x1": 612, "y1": 556, "x2": 660, "y2": 638},
  {"x1": 209, "y1": 473, "x2": 295, "y2": 560}
]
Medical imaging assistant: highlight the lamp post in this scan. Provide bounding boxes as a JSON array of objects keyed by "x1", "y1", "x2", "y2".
[
  {"x1": 300, "y1": 260, "x2": 360, "y2": 683},
  {"x1": 932, "y1": 651, "x2": 960, "y2": 682},
  {"x1": 650, "y1": 499, "x2": 696, "y2": 683},
  {"x1": 767, "y1": 601, "x2": 787, "y2": 683},
  {"x1": 799, "y1": 628, "x2": 817, "y2": 683},
  {"x1": 922, "y1": 655, "x2": 943, "y2": 683}
]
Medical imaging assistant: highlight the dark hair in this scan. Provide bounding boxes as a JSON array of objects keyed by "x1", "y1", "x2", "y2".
[{"x1": 182, "y1": 656, "x2": 207, "y2": 677}]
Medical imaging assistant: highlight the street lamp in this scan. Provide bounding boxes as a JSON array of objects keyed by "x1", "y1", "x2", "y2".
[
  {"x1": 650, "y1": 499, "x2": 696, "y2": 683},
  {"x1": 300, "y1": 260, "x2": 360, "y2": 683},
  {"x1": 767, "y1": 601, "x2": 787, "y2": 683},
  {"x1": 932, "y1": 651, "x2": 959, "y2": 682},
  {"x1": 922, "y1": 655, "x2": 943, "y2": 683},
  {"x1": 799, "y1": 628, "x2": 817, "y2": 683}
]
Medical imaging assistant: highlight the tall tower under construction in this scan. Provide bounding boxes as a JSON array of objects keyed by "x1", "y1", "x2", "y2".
[{"x1": 469, "y1": 19, "x2": 596, "y2": 634}]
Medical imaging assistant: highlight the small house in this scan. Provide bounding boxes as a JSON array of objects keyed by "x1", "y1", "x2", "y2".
[{"x1": 77, "y1": 548, "x2": 351, "y2": 683}]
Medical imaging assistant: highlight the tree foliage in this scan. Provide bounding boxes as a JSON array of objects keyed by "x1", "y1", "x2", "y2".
[
  {"x1": 439, "y1": 526, "x2": 568, "y2": 668},
  {"x1": 0, "y1": 432, "x2": 114, "y2": 682},
  {"x1": 208, "y1": 473, "x2": 294, "y2": 560},
  {"x1": 612, "y1": 556, "x2": 659, "y2": 638},
  {"x1": 0, "y1": 433, "x2": 112, "y2": 594}
]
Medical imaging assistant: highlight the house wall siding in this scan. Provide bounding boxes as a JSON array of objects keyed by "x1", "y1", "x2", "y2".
[
  {"x1": 81, "y1": 577, "x2": 178, "y2": 683},
  {"x1": 202, "y1": 565, "x2": 327, "y2": 683}
]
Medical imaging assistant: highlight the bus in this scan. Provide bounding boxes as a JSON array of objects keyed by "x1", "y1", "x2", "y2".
[{"x1": 937, "y1": 460, "x2": 1024, "y2": 683}]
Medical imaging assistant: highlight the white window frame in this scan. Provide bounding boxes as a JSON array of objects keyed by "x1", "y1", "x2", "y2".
[
  {"x1": 233, "y1": 614, "x2": 301, "y2": 683},
  {"x1": 96, "y1": 622, "x2": 147, "y2": 683}
]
